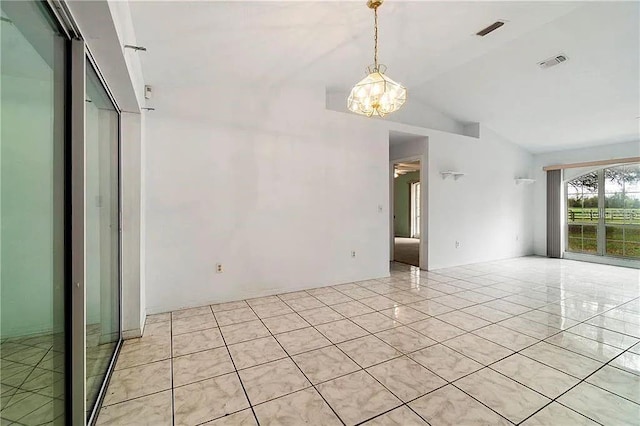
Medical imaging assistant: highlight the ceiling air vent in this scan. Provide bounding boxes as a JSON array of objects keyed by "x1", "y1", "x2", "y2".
[
  {"x1": 538, "y1": 54, "x2": 568, "y2": 69},
  {"x1": 476, "y1": 21, "x2": 505, "y2": 36}
]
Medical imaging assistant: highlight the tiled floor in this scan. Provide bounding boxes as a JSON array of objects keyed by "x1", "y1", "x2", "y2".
[{"x1": 98, "y1": 257, "x2": 640, "y2": 425}]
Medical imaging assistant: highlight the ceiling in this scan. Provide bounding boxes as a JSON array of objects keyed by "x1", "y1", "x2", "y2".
[{"x1": 128, "y1": 1, "x2": 640, "y2": 153}]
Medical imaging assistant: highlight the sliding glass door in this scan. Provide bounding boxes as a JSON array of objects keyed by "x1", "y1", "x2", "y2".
[
  {"x1": 1, "y1": 2, "x2": 122, "y2": 423},
  {"x1": 1, "y1": 1, "x2": 68, "y2": 423},
  {"x1": 566, "y1": 163, "x2": 640, "y2": 260}
]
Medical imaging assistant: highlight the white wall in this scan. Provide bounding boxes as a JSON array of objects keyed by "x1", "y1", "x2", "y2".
[
  {"x1": 427, "y1": 127, "x2": 535, "y2": 269},
  {"x1": 531, "y1": 140, "x2": 640, "y2": 256},
  {"x1": 145, "y1": 85, "x2": 390, "y2": 314},
  {"x1": 145, "y1": 79, "x2": 540, "y2": 313}
]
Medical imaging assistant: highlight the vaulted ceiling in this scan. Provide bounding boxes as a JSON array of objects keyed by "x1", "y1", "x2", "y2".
[{"x1": 128, "y1": 1, "x2": 639, "y2": 153}]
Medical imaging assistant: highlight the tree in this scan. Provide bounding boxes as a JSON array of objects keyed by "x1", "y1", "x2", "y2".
[{"x1": 568, "y1": 166, "x2": 640, "y2": 198}]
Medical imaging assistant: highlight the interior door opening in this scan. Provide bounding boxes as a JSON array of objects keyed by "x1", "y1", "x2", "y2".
[{"x1": 392, "y1": 160, "x2": 421, "y2": 267}]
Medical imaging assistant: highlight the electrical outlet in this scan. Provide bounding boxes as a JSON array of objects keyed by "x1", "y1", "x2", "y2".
[
  {"x1": 351, "y1": 251, "x2": 356, "y2": 258},
  {"x1": 455, "y1": 241, "x2": 460, "y2": 249},
  {"x1": 216, "y1": 263, "x2": 223, "y2": 273}
]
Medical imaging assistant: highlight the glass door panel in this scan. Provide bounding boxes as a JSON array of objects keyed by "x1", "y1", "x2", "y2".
[
  {"x1": 566, "y1": 171, "x2": 600, "y2": 255},
  {"x1": 604, "y1": 164, "x2": 640, "y2": 259},
  {"x1": 0, "y1": 1, "x2": 67, "y2": 424},
  {"x1": 85, "y1": 60, "x2": 121, "y2": 420}
]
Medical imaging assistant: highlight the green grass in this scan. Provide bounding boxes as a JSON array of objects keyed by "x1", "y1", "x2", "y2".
[{"x1": 568, "y1": 223, "x2": 640, "y2": 258}]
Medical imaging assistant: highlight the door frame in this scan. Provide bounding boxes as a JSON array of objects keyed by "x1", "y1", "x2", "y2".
[
  {"x1": 70, "y1": 26, "x2": 124, "y2": 426},
  {"x1": 70, "y1": 38, "x2": 88, "y2": 425},
  {"x1": 410, "y1": 181, "x2": 421, "y2": 238},
  {"x1": 389, "y1": 155, "x2": 427, "y2": 270}
]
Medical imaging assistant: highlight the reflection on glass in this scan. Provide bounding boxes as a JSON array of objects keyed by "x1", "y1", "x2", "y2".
[
  {"x1": 604, "y1": 164, "x2": 640, "y2": 259},
  {"x1": 1, "y1": 1, "x2": 66, "y2": 424},
  {"x1": 566, "y1": 172, "x2": 599, "y2": 254},
  {"x1": 85, "y1": 61, "x2": 121, "y2": 419}
]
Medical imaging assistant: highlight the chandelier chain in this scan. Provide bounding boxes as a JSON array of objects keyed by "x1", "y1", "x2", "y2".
[
  {"x1": 348, "y1": 0, "x2": 406, "y2": 117},
  {"x1": 374, "y1": 7, "x2": 378, "y2": 69}
]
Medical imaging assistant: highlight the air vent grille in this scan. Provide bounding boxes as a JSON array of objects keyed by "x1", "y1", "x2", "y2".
[
  {"x1": 538, "y1": 54, "x2": 568, "y2": 69},
  {"x1": 476, "y1": 21, "x2": 505, "y2": 36}
]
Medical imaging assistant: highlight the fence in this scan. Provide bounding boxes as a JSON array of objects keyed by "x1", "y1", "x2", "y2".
[{"x1": 567, "y1": 208, "x2": 640, "y2": 224}]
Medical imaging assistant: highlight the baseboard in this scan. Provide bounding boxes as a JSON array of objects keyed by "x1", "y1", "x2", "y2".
[{"x1": 122, "y1": 324, "x2": 144, "y2": 340}]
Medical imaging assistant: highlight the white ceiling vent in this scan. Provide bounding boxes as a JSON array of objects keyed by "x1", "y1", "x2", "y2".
[{"x1": 538, "y1": 54, "x2": 568, "y2": 69}]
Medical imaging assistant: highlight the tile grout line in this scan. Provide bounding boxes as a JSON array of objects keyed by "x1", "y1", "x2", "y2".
[
  {"x1": 361, "y1": 271, "x2": 640, "y2": 424},
  {"x1": 511, "y1": 344, "x2": 634, "y2": 425},
  {"x1": 209, "y1": 305, "x2": 261, "y2": 426},
  {"x1": 463, "y1": 310, "x2": 638, "y2": 423},
  {"x1": 349, "y1": 270, "x2": 526, "y2": 425},
  {"x1": 241, "y1": 300, "x2": 347, "y2": 426},
  {"x1": 273, "y1": 296, "x2": 449, "y2": 425},
  {"x1": 442, "y1": 295, "x2": 640, "y2": 424}
]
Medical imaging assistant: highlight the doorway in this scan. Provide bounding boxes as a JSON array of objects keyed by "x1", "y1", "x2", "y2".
[{"x1": 392, "y1": 160, "x2": 421, "y2": 267}]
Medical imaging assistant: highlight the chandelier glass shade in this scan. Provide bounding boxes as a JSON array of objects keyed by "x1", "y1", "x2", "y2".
[
  {"x1": 348, "y1": 0, "x2": 406, "y2": 117},
  {"x1": 348, "y1": 65, "x2": 407, "y2": 117}
]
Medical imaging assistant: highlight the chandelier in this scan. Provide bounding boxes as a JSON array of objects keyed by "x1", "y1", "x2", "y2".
[{"x1": 348, "y1": 0, "x2": 407, "y2": 117}]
